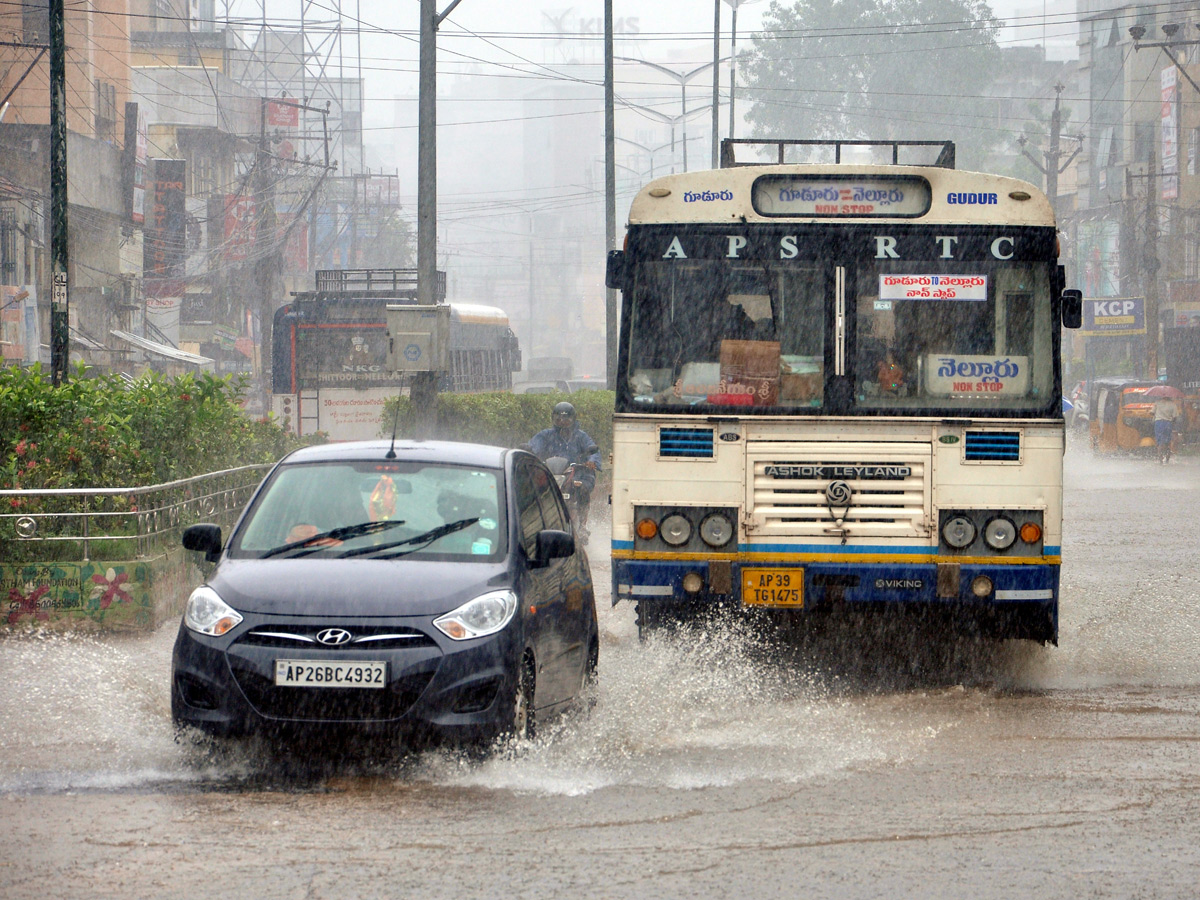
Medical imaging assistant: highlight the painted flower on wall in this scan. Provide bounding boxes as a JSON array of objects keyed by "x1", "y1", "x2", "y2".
[{"x1": 90, "y1": 568, "x2": 132, "y2": 610}]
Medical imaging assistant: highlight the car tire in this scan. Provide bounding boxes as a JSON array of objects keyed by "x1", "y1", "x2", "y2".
[
  {"x1": 584, "y1": 635, "x2": 599, "y2": 688},
  {"x1": 510, "y1": 652, "x2": 536, "y2": 741}
]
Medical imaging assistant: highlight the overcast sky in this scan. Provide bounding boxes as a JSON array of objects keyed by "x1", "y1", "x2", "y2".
[{"x1": 232, "y1": 0, "x2": 1077, "y2": 109}]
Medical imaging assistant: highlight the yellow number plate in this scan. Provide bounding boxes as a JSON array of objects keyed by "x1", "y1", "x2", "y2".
[{"x1": 741, "y1": 568, "x2": 804, "y2": 607}]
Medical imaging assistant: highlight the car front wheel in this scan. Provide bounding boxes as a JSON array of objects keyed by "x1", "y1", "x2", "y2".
[{"x1": 510, "y1": 652, "x2": 535, "y2": 741}]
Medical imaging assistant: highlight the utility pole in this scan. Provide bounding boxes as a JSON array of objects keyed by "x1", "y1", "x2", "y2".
[
  {"x1": 49, "y1": 0, "x2": 68, "y2": 384},
  {"x1": 605, "y1": 0, "x2": 616, "y2": 388},
  {"x1": 1016, "y1": 84, "x2": 1081, "y2": 222},
  {"x1": 411, "y1": 0, "x2": 441, "y2": 435},
  {"x1": 255, "y1": 98, "x2": 277, "y2": 406},
  {"x1": 414, "y1": 0, "x2": 464, "y2": 434},
  {"x1": 711, "y1": 0, "x2": 720, "y2": 169},
  {"x1": 1144, "y1": 147, "x2": 1160, "y2": 380},
  {"x1": 728, "y1": 0, "x2": 739, "y2": 142}
]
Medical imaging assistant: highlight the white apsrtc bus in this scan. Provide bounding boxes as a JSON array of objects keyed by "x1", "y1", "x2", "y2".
[{"x1": 604, "y1": 140, "x2": 1082, "y2": 643}]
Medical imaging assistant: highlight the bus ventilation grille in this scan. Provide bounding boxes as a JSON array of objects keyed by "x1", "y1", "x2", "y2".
[
  {"x1": 659, "y1": 427, "x2": 715, "y2": 459},
  {"x1": 964, "y1": 431, "x2": 1020, "y2": 461}
]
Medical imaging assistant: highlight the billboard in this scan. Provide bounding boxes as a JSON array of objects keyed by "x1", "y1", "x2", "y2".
[
  {"x1": 144, "y1": 158, "x2": 187, "y2": 296},
  {"x1": 1081, "y1": 297, "x2": 1145, "y2": 336},
  {"x1": 122, "y1": 102, "x2": 148, "y2": 225},
  {"x1": 1162, "y1": 67, "x2": 1179, "y2": 201}
]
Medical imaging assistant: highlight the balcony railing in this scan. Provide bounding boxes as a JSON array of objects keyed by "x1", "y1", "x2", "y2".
[{"x1": 0, "y1": 465, "x2": 271, "y2": 563}]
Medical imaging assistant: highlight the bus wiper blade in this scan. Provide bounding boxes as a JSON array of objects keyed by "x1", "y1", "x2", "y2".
[
  {"x1": 339, "y1": 518, "x2": 479, "y2": 559},
  {"x1": 260, "y1": 520, "x2": 407, "y2": 559}
]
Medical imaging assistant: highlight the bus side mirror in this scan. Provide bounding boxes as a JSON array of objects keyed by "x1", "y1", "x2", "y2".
[
  {"x1": 605, "y1": 250, "x2": 626, "y2": 290},
  {"x1": 1061, "y1": 289, "x2": 1082, "y2": 329}
]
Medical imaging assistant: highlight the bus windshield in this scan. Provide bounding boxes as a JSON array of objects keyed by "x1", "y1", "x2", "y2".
[{"x1": 621, "y1": 226, "x2": 1057, "y2": 415}]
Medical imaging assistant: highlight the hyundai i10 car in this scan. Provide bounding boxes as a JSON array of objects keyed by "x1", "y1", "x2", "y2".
[{"x1": 172, "y1": 440, "x2": 599, "y2": 746}]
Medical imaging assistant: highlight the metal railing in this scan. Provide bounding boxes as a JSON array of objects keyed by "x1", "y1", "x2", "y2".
[
  {"x1": 720, "y1": 138, "x2": 956, "y2": 169},
  {"x1": 0, "y1": 465, "x2": 271, "y2": 562}
]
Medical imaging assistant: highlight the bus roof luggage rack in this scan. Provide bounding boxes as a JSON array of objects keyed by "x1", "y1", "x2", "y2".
[
  {"x1": 313, "y1": 268, "x2": 447, "y2": 302},
  {"x1": 720, "y1": 139, "x2": 955, "y2": 170}
]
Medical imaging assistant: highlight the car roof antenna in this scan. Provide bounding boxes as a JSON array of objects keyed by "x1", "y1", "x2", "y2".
[{"x1": 385, "y1": 397, "x2": 401, "y2": 459}]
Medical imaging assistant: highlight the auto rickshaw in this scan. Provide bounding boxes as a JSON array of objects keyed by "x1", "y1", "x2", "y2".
[{"x1": 1088, "y1": 378, "x2": 1167, "y2": 454}]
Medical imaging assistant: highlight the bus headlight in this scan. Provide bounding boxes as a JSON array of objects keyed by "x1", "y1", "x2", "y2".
[
  {"x1": 942, "y1": 516, "x2": 976, "y2": 549},
  {"x1": 659, "y1": 514, "x2": 692, "y2": 546},
  {"x1": 983, "y1": 517, "x2": 1017, "y2": 550},
  {"x1": 699, "y1": 513, "x2": 733, "y2": 548}
]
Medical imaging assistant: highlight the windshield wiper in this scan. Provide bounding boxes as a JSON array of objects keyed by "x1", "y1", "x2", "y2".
[
  {"x1": 338, "y1": 517, "x2": 479, "y2": 559},
  {"x1": 259, "y1": 519, "x2": 407, "y2": 559}
]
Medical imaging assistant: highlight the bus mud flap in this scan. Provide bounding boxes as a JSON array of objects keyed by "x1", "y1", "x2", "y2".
[{"x1": 937, "y1": 562, "x2": 961, "y2": 599}]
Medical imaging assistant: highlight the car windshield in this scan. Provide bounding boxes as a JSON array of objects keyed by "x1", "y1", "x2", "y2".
[{"x1": 230, "y1": 459, "x2": 506, "y2": 560}]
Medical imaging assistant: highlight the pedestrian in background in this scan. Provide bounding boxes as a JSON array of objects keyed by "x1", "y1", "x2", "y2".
[{"x1": 1153, "y1": 395, "x2": 1181, "y2": 464}]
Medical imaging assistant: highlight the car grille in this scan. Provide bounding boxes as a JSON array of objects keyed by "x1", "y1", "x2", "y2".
[
  {"x1": 746, "y1": 441, "x2": 932, "y2": 539},
  {"x1": 230, "y1": 660, "x2": 436, "y2": 722},
  {"x1": 238, "y1": 626, "x2": 437, "y2": 651}
]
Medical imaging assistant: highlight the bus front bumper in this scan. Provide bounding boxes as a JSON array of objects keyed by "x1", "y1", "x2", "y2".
[{"x1": 612, "y1": 556, "x2": 1059, "y2": 641}]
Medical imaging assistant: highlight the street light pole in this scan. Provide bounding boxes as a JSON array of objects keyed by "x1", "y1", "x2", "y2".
[
  {"x1": 616, "y1": 57, "x2": 725, "y2": 173},
  {"x1": 1129, "y1": 23, "x2": 1200, "y2": 97},
  {"x1": 617, "y1": 102, "x2": 714, "y2": 175},
  {"x1": 615, "y1": 136, "x2": 675, "y2": 180}
]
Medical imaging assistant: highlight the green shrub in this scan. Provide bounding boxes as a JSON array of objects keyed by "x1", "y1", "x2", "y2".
[
  {"x1": 382, "y1": 390, "x2": 615, "y2": 459},
  {"x1": 1, "y1": 363, "x2": 310, "y2": 492}
]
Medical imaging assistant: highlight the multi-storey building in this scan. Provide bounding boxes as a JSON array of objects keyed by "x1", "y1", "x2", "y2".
[
  {"x1": 0, "y1": 0, "x2": 132, "y2": 369},
  {"x1": 1073, "y1": 3, "x2": 1200, "y2": 377}
]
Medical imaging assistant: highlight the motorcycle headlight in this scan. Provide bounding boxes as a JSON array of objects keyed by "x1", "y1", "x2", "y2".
[
  {"x1": 184, "y1": 586, "x2": 243, "y2": 637},
  {"x1": 434, "y1": 589, "x2": 518, "y2": 641}
]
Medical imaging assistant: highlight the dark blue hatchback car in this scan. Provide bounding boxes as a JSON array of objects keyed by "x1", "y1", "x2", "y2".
[{"x1": 172, "y1": 440, "x2": 598, "y2": 746}]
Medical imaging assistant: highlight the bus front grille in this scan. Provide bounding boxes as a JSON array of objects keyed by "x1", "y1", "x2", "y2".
[{"x1": 747, "y1": 442, "x2": 931, "y2": 539}]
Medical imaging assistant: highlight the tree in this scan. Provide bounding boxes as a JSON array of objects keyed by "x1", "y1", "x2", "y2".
[
  {"x1": 358, "y1": 209, "x2": 415, "y2": 269},
  {"x1": 740, "y1": 0, "x2": 1005, "y2": 167}
]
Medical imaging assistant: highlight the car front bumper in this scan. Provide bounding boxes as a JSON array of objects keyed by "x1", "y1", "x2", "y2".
[{"x1": 171, "y1": 612, "x2": 521, "y2": 740}]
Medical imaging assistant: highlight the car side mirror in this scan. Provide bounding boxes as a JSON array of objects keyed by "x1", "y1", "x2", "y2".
[
  {"x1": 182, "y1": 523, "x2": 223, "y2": 562},
  {"x1": 534, "y1": 529, "x2": 574, "y2": 565},
  {"x1": 605, "y1": 250, "x2": 626, "y2": 290},
  {"x1": 1061, "y1": 289, "x2": 1082, "y2": 329}
]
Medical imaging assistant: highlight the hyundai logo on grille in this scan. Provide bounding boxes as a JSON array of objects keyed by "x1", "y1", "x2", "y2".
[
  {"x1": 316, "y1": 628, "x2": 353, "y2": 646},
  {"x1": 764, "y1": 464, "x2": 911, "y2": 480}
]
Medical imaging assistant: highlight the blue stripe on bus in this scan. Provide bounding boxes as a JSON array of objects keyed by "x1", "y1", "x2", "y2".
[
  {"x1": 613, "y1": 541, "x2": 1062, "y2": 555},
  {"x1": 613, "y1": 558, "x2": 1059, "y2": 606}
]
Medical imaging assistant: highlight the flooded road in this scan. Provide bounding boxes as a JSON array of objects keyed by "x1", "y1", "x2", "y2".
[{"x1": 4, "y1": 439, "x2": 1200, "y2": 898}]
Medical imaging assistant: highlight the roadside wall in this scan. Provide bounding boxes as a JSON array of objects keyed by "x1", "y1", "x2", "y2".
[{"x1": 2, "y1": 548, "x2": 199, "y2": 632}]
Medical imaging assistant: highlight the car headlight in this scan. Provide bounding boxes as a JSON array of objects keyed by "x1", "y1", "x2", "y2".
[
  {"x1": 184, "y1": 586, "x2": 243, "y2": 637},
  {"x1": 433, "y1": 589, "x2": 518, "y2": 641}
]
